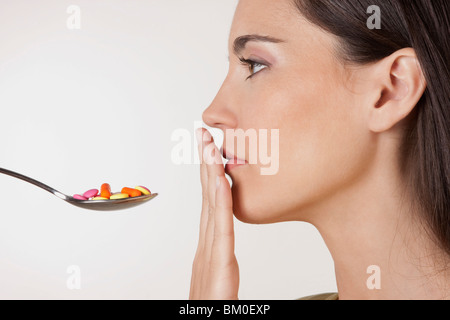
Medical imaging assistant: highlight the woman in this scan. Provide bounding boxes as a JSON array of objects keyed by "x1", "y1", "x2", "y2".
[{"x1": 189, "y1": 0, "x2": 450, "y2": 300}]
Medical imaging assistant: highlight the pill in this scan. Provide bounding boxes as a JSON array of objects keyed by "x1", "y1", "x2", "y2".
[
  {"x1": 83, "y1": 189, "x2": 99, "y2": 199},
  {"x1": 92, "y1": 197, "x2": 108, "y2": 200},
  {"x1": 74, "y1": 184, "x2": 152, "y2": 202},
  {"x1": 73, "y1": 194, "x2": 88, "y2": 201},
  {"x1": 121, "y1": 187, "x2": 142, "y2": 198},
  {"x1": 100, "y1": 183, "x2": 111, "y2": 199},
  {"x1": 110, "y1": 193, "x2": 129, "y2": 200},
  {"x1": 135, "y1": 186, "x2": 151, "y2": 195}
]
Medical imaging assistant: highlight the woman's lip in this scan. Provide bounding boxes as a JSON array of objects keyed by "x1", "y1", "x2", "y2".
[
  {"x1": 220, "y1": 147, "x2": 248, "y2": 164},
  {"x1": 221, "y1": 146, "x2": 248, "y2": 173},
  {"x1": 225, "y1": 160, "x2": 247, "y2": 173},
  {"x1": 225, "y1": 158, "x2": 248, "y2": 165}
]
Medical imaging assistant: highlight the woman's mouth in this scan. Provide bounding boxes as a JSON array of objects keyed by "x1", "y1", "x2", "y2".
[{"x1": 221, "y1": 147, "x2": 248, "y2": 173}]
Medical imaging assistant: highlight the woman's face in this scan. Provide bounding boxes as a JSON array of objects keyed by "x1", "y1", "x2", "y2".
[{"x1": 203, "y1": 0, "x2": 376, "y2": 224}]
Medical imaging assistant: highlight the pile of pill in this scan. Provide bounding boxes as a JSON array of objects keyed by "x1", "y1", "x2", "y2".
[{"x1": 73, "y1": 183, "x2": 151, "y2": 201}]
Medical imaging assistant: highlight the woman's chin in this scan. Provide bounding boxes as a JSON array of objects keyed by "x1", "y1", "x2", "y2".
[
  {"x1": 230, "y1": 184, "x2": 261, "y2": 224},
  {"x1": 231, "y1": 183, "x2": 290, "y2": 224},
  {"x1": 230, "y1": 183, "x2": 313, "y2": 225},
  {"x1": 229, "y1": 172, "x2": 302, "y2": 224},
  {"x1": 233, "y1": 206, "x2": 261, "y2": 224},
  {"x1": 231, "y1": 191, "x2": 281, "y2": 225}
]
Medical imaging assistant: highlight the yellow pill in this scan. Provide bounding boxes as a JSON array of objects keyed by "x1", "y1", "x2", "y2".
[
  {"x1": 110, "y1": 193, "x2": 129, "y2": 200},
  {"x1": 135, "y1": 186, "x2": 151, "y2": 195},
  {"x1": 92, "y1": 197, "x2": 108, "y2": 200}
]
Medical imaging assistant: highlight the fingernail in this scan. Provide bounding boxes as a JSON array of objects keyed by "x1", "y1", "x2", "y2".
[
  {"x1": 203, "y1": 130, "x2": 213, "y2": 142},
  {"x1": 216, "y1": 176, "x2": 221, "y2": 189},
  {"x1": 195, "y1": 128, "x2": 203, "y2": 145},
  {"x1": 203, "y1": 144, "x2": 212, "y2": 164}
]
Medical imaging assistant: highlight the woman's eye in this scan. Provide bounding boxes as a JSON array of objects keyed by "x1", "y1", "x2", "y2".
[
  {"x1": 239, "y1": 57, "x2": 268, "y2": 79},
  {"x1": 250, "y1": 62, "x2": 267, "y2": 75}
]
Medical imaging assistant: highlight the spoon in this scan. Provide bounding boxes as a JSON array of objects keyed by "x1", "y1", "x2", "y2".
[{"x1": 0, "y1": 167, "x2": 158, "y2": 211}]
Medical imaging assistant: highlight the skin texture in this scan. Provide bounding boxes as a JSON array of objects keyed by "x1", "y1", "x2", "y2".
[{"x1": 189, "y1": 0, "x2": 450, "y2": 300}]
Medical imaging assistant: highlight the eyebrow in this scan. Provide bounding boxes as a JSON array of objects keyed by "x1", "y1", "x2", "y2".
[{"x1": 233, "y1": 34, "x2": 285, "y2": 56}]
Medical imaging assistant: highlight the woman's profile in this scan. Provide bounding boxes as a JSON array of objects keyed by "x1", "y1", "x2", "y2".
[{"x1": 189, "y1": 0, "x2": 450, "y2": 300}]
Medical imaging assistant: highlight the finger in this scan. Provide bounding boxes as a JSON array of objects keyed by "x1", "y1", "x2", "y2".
[
  {"x1": 213, "y1": 175, "x2": 235, "y2": 258},
  {"x1": 202, "y1": 135, "x2": 224, "y2": 263},
  {"x1": 196, "y1": 128, "x2": 211, "y2": 198},
  {"x1": 196, "y1": 128, "x2": 212, "y2": 248},
  {"x1": 195, "y1": 129, "x2": 216, "y2": 297},
  {"x1": 203, "y1": 139, "x2": 224, "y2": 246},
  {"x1": 189, "y1": 263, "x2": 198, "y2": 300},
  {"x1": 204, "y1": 139, "x2": 225, "y2": 212},
  {"x1": 201, "y1": 144, "x2": 224, "y2": 295}
]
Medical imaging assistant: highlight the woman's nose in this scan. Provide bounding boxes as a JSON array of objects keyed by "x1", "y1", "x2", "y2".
[{"x1": 202, "y1": 85, "x2": 237, "y2": 130}]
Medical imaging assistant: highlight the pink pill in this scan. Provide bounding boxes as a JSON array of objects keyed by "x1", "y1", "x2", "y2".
[
  {"x1": 83, "y1": 189, "x2": 99, "y2": 198},
  {"x1": 73, "y1": 194, "x2": 88, "y2": 201},
  {"x1": 137, "y1": 186, "x2": 151, "y2": 193}
]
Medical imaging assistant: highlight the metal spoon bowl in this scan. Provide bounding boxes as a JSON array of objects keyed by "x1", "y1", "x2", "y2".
[{"x1": 0, "y1": 167, "x2": 158, "y2": 211}]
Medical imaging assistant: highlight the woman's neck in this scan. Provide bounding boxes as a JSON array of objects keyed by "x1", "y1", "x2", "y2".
[{"x1": 309, "y1": 146, "x2": 450, "y2": 300}]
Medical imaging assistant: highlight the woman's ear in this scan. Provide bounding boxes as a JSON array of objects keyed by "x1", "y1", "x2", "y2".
[{"x1": 368, "y1": 48, "x2": 427, "y2": 133}]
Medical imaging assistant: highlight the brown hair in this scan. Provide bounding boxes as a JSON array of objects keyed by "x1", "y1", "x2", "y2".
[{"x1": 294, "y1": 0, "x2": 450, "y2": 254}]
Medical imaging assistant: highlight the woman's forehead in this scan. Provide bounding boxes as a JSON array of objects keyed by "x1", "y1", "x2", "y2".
[
  {"x1": 230, "y1": 0, "x2": 298, "y2": 37},
  {"x1": 228, "y1": 0, "x2": 334, "y2": 59}
]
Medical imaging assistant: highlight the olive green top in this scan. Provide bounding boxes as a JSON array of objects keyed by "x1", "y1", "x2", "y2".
[{"x1": 298, "y1": 293, "x2": 339, "y2": 300}]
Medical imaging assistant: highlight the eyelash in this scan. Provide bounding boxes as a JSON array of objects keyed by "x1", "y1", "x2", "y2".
[{"x1": 239, "y1": 57, "x2": 268, "y2": 80}]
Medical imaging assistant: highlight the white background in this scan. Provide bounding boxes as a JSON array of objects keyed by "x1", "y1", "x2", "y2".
[{"x1": 0, "y1": 0, "x2": 336, "y2": 299}]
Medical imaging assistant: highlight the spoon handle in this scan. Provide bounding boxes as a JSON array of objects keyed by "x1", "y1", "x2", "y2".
[{"x1": 0, "y1": 167, "x2": 67, "y2": 200}]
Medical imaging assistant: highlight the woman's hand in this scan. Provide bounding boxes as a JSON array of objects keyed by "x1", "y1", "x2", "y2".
[{"x1": 189, "y1": 128, "x2": 239, "y2": 300}]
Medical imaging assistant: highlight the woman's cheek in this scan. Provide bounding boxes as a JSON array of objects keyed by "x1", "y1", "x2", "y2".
[{"x1": 231, "y1": 90, "x2": 373, "y2": 224}]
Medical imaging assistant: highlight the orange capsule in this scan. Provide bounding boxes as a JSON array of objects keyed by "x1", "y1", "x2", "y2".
[
  {"x1": 100, "y1": 183, "x2": 112, "y2": 199},
  {"x1": 121, "y1": 187, "x2": 142, "y2": 198}
]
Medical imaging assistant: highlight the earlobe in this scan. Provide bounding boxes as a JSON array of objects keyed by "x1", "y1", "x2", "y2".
[{"x1": 368, "y1": 48, "x2": 427, "y2": 133}]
